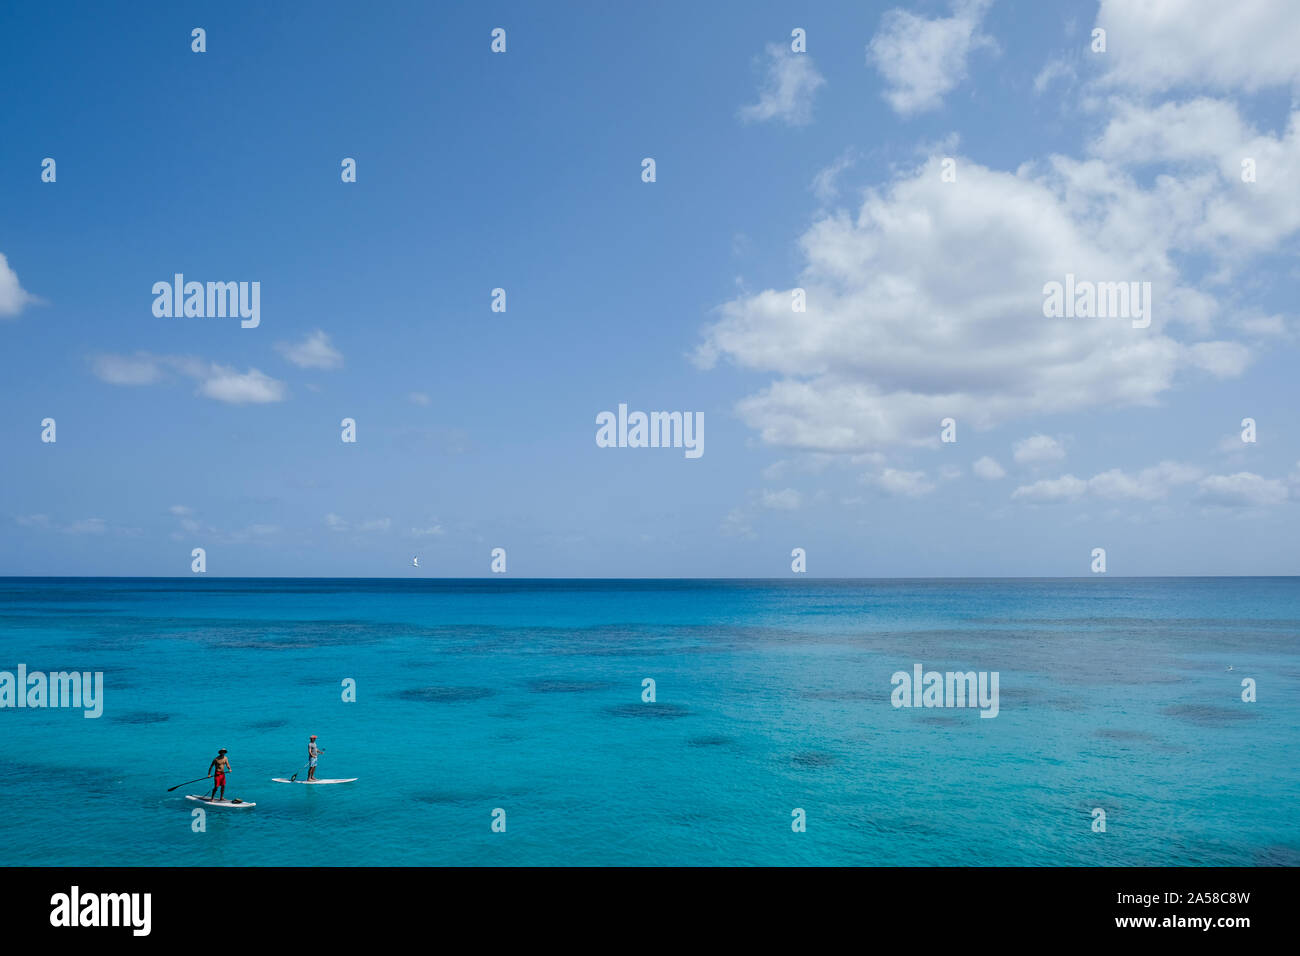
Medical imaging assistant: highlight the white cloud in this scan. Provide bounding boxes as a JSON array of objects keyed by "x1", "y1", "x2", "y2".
[
  {"x1": 275, "y1": 330, "x2": 343, "y2": 370},
  {"x1": 760, "y1": 488, "x2": 803, "y2": 510},
  {"x1": 166, "y1": 505, "x2": 203, "y2": 534},
  {"x1": 408, "y1": 392, "x2": 432, "y2": 406},
  {"x1": 1183, "y1": 341, "x2": 1251, "y2": 378},
  {"x1": 938, "y1": 464, "x2": 962, "y2": 480},
  {"x1": 1014, "y1": 462, "x2": 1206, "y2": 503},
  {"x1": 92, "y1": 352, "x2": 288, "y2": 405},
  {"x1": 0, "y1": 253, "x2": 39, "y2": 318},
  {"x1": 1087, "y1": 462, "x2": 1202, "y2": 501},
  {"x1": 163, "y1": 504, "x2": 204, "y2": 535},
  {"x1": 972, "y1": 456, "x2": 1006, "y2": 479},
  {"x1": 15, "y1": 514, "x2": 51, "y2": 528},
  {"x1": 868, "y1": 0, "x2": 996, "y2": 116},
  {"x1": 1013, "y1": 434, "x2": 1066, "y2": 464},
  {"x1": 408, "y1": 524, "x2": 445, "y2": 537},
  {"x1": 92, "y1": 353, "x2": 164, "y2": 386},
  {"x1": 196, "y1": 366, "x2": 287, "y2": 404},
  {"x1": 1232, "y1": 314, "x2": 1288, "y2": 338},
  {"x1": 1094, "y1": 0, "x2": 1300, "y2": 94},
  {"x1": 1195, "y1": 472, "x2": 1289, "y2": 508},
  {"x1": 1087, "y1": 99, "x2": 1300, "y2": 261},
  {"x1": 739, "y1": 43, "x2": 826, "y2": 126},
  {"x1": 1033, "y1": 59, "x2": 1075, "y2": 95},
  {"x1": 1090, "y1": 97, "x2": 1249, "y2": 166},
  {"x1": 1011, "y1": 474, "x2": 1087, "y2": 502},
  {"x1": 762, "y1": 455, "x2": 837, "y2": 481},
  {"x1": 695, "y1": 149, "x2": 1252, "y2": 454},
  {"x1": 872, "y1": 468, "x2": 936, "y2": 497},
  {"x1": 324, "y1": 513, "x2": 349, "y2": 532},
  {"x1": 356, "y1": 518, "x2": 392, "y2": 532},
  {"x1": 811, "y1": 149, "x2": 859, "y2": 203},
  {"x1": 1216, "y1": 433, "x2": 1251, "y2": 455}
]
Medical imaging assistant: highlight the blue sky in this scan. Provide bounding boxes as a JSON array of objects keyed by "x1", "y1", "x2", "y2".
[{"x1": 1, "y1": 0, "x2": 1297, "y2": 576}]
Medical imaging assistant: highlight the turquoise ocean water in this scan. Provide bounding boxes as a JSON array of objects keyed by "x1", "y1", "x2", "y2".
[{"x1": 0, "y1": 577, "x2": 1296, "y2": 866}]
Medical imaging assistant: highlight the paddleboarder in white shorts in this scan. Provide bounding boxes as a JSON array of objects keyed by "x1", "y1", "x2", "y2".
[{"x1": 307, "y1": 735, "x2": 322, "y2": 780}]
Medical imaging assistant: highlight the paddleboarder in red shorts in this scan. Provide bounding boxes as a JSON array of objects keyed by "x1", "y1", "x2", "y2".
[{"x1": 208, "y1": 748, "x2": 231, "y2": 800}]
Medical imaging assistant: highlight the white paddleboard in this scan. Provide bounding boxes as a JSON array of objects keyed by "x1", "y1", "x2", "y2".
[
  {"x1": 271, "y1": 777, "x2": 358, "y2": 784},
  {"x1": 186, "y1": 795, "x2": 256, "y2": 808}
]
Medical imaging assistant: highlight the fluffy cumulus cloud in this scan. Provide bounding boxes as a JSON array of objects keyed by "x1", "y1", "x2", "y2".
[
  {"x1": 972, "y1": 456, "x2": 1006, "y2": 479},
  {"x1": 1087, "y1": 462, "x2": 1203, "y2": 500},
  {"x1": 0, "y1": 253, "x2": 39, "y2": 317},
  {"x1": 91, "y1": 352, "x2": 288, "y2": 404},
  {"x1": 1012, "y1": 462, "x2": 1238, "y2": 504},
  {"x1": 739, "y1": 43, "x2": 826, "y2": 126},
  {"x1": 695, "y1": 154, "x2": 1243, "y2": 452},
  {"x1": 871, "y1": 468, "x2": 936, "y2": 497},
  {"x1": 1195, "y1": 473, "x2": 1289, "y2": 508},
  {"x1": 196, "y1": 366, "x2": 287, "y2": 404},
  {"x1": 1011, "y1": 474, "x2": 1087, "y2": 503},
  {"x1": 868, "y1": 0, "x2": 996, "y2": 115},
  {"x1": 700, "y1": 7, "x2": 1300, "y2": 471},
  {"x1": 1013, "y1": 435, "x2": 1066, "y2": 464},
  {"x1": 275, "y1": 330, "x2": 343, "y2": 370},
  {"x1": 1086, "y1": 98, "x2": 1300, "y2": 262},
  {"x1": 1093, "y1": 0, "x2": 1300, "y2": 94}
]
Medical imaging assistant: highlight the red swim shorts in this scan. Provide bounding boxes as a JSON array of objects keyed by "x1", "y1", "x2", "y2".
[{"x1": 214, "y1": 772, "x2": 226, "y2": 786}]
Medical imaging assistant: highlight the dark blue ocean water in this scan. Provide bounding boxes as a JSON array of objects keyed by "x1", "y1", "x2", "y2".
[{"x1": 0, "y1": 577, "x2": 1296, "y2": 866}]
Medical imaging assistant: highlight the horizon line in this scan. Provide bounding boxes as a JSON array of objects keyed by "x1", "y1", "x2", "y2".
[{"x1": 1, "y1": 575, "x2": 1297, "y2": 582}]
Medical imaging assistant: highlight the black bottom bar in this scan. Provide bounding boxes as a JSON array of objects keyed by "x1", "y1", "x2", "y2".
[{"x1": 3, "y1": 866, "x2": 1282, "y2": 941}]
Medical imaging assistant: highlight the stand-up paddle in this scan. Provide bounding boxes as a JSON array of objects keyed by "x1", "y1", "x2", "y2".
[{"x1": 167, "y1": 774, "x2": 212, "y2": 792}]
